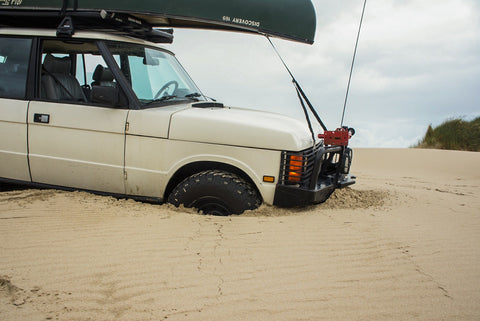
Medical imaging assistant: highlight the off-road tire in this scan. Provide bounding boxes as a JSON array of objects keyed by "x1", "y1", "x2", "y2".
[{"x1": 167, "y1": 170, "x2": 261, "y2": 215}]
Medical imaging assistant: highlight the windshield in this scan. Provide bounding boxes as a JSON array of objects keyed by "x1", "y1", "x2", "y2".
[{"x1": 106, "y1": 42, "x2": 205, "y2": 106}]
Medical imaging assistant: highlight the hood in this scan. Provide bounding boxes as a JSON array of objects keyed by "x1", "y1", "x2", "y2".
[{"x1": 168, "y1": 106, "x2": 316, "y2": 151}]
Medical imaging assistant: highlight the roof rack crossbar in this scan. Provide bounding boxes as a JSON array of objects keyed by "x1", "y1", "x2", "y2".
[{"x1": 0, "y1": 10, "x2": 174, "y2": 44}]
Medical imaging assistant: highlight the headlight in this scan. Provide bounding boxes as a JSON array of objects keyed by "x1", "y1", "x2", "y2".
[{"x1": 287, "y1": 154, "x2": 304, "y2": 182}]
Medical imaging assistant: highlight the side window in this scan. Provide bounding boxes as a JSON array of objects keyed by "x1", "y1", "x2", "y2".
[
  {"x1": 76, "y1": 53, "x2": 118, "y2": 88},
  {"x1": 40, "y1": 39, "x2": 126, "y2": 108},
  {"x1": 0, "y1": 37, "x2": 32, "y2": 99}
]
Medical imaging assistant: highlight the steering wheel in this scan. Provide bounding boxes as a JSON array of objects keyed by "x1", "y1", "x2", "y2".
[{"x1": 154, "y1": 80, "x2": 179, "y2": 100}]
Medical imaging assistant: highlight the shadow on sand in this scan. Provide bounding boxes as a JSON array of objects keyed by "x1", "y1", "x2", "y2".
[{"x1": 0, "y1": 183, "x2": 29, "y2": 192}]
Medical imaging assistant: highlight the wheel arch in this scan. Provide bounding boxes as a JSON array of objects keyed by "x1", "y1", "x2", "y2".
[{"x1": 163, "y1": 161, "x2": 262, "y2": 202}]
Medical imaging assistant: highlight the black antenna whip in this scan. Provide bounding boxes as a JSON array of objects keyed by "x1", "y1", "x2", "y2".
[{"x1": 341, "y1": 0, "x2": 367, "y2": 127}]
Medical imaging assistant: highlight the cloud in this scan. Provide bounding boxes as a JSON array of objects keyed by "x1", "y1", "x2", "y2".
[
  {"x1": 356, "y1": 0, "x2": 480, "y2": 85},
  {"x1": 169, "y1": 0, "x2": 480, "y2": 147}
]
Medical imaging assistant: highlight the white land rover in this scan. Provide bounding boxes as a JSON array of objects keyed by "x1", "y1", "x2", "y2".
[{"x1": 0, "y1": 25, "x2": 355, "y2": 215}]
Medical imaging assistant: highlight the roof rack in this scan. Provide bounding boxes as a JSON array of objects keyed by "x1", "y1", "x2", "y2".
[{"x1": 0, "y1": 10, "x2": 174, "y2": 43}]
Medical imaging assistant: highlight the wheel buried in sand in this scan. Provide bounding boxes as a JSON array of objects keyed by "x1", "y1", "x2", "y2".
[{"x1": 167, "y1": 170, "x2": 261, "y2": 216}]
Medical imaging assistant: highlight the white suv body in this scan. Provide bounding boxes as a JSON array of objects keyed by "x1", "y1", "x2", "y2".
[{"x1": 0, "y1": 28, "x2": 354, "y2": 214}]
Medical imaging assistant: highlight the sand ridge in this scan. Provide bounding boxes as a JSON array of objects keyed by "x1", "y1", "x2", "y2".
[{"x1": 0, "y1": 148, "x2": 479, "y2": 320}]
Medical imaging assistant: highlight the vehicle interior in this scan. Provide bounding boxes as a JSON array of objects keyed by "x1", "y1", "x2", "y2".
[
  {"x1": 39, "y1": 39, "x2": 129, "y2": 108},
  {"x1": 38, "y1": 38, "x2": 202, "y2": 108}
]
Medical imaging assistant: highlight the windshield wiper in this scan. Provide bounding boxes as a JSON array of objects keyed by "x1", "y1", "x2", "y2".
[
  {"x1": 184, "y1": 92, "x2": 219, "y2": 102},
  {"x1": 145, "y1": 95, "x2": 178, "y2": 106},
  {"x1": 158, "y1": 95, "x2": 177, "y2": 101},
  {"x1": 184, "y1": 92, "x2": 202, "y2": 101}
]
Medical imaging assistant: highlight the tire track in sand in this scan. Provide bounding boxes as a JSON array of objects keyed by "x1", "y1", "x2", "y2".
[{"x1": 0, "y1": 187, "x2": 473, "y2": 320}]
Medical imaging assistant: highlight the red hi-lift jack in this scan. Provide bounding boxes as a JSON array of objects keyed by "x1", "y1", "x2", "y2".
[{"x1": 318, "y1": 127, "x2": 355, "y2": 146}]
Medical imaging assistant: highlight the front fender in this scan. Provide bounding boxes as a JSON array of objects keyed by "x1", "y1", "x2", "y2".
[{"x1": 125, "y1": 136, "x2": 280, "y2": 204}]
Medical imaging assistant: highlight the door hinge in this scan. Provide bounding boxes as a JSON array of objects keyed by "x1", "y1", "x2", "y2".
[
  {"x1": 124, "y1": 171, "x2": 127, "y2": 180},
  {"x1": 125, "y1": 122, "x2": 129, "y2": 132}
]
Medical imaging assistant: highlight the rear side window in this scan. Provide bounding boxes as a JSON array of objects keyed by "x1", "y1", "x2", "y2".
[{"x1": 0, "y1": 37, "x2": 32, "y2": 99}]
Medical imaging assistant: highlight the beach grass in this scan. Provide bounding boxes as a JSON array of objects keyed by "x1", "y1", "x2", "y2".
[{"x1": 414, "y1": 117, "x2": 480, "y2": 151}]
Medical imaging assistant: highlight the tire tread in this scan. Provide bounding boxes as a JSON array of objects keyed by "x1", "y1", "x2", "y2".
[{"x1": 168, "y1": 170, "x2": 261, "y2": 215}]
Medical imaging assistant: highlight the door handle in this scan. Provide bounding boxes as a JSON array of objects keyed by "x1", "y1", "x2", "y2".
[{"x1": 34, "y1": 113, "x2": 50, "y2": 124}]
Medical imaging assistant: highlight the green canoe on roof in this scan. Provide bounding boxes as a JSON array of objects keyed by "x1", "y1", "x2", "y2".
[{"x1": 0, "y1": 0, "x2": 317, "y2": 44}]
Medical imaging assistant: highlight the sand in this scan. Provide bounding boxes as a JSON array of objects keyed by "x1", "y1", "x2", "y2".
[{"x1": 0, "y1": 148, "x2": 479, "y2": 320}]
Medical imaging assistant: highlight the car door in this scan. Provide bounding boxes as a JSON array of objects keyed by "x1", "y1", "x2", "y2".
[
  {"x1": 28, "y1": 102, "x2": 128, "y2": 193},
  {"x1": 27, "y1": 39, "x2": 128, "y2": 194},
  {"x1": 0, "y1": 36, "x2": 32, "y2": 182}
]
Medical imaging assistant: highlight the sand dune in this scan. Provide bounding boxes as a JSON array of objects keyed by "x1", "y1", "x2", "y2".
[{"x1": 1, "y1": 148, "x2": 479, "y2": 320}]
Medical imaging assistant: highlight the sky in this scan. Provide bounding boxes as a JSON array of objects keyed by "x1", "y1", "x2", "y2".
[{"x1": 169, "y1": 0, "x2": 480, "y2": 148}]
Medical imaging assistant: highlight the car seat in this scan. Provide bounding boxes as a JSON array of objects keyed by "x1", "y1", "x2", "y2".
[
  {"x1": 91, "y1": 65, "x2": 116, "y2": 87},
  {"x1": 41, "y1": 54, "x2": 87, "y2": 102}
]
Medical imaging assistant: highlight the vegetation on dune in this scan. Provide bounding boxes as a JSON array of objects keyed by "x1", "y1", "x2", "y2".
[{"x1": 414, "y1": 117, "x2": 480, "y2": 152}]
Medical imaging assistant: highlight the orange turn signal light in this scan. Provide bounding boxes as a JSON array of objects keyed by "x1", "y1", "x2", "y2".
[
  {"x1": 263, "y1": 176, "x2": 275, "y2": 183},
  {"x1": 289, "y1": 155, "x2": 303, "y2": 169}
]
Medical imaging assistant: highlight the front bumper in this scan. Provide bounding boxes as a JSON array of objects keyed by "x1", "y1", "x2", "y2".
[{"x1": 273, "y1": 146, "x2": 355, "y2": 207}]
